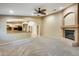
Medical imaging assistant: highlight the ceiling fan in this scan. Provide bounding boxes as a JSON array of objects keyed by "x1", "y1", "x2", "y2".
[{"x1": 34, "y1": 8, "x2": 46, "y2": 16}]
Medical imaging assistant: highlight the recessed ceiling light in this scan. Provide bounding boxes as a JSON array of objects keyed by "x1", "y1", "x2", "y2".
[{"x1": 9, "y1": 10, "x2": 14, "y2": 14}]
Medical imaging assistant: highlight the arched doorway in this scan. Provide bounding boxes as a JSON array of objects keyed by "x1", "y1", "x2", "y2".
[
  {"x1": 22, "y1": 21, "x2": 40, "y2": 38},
  {"x1": 28, "y1": 21, "x2": 40, "y2": 38},
  {"x1": 22, "y1": 22, "x2": 28, "y2": 32}
]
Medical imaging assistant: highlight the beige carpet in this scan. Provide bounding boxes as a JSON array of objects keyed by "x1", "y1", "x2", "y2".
[{"x1": 0, "y1": 37, "x2": 79, "y2": 56}]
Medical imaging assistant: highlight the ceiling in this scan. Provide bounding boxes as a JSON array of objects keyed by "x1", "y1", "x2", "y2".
[{"x1": 0, "y1": 3, "x2": 73, "y2": 16}]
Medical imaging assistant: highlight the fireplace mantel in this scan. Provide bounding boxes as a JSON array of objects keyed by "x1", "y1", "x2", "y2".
[
  {"x1": 62, "y1": 26, "x2": 79, "y2": 46},
  {"x1": 62, "y1": 26, "x2": 79, "y2": 29}
]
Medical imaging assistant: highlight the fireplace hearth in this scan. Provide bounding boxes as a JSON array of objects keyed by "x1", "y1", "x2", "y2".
[{"x1": 65, "y1": 30, "x2": 75, "y2": 40}]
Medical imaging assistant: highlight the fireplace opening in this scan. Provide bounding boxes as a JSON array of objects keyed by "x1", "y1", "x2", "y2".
[{"x1": 65, "y1": 30, "x2": 75, "y2": 40}]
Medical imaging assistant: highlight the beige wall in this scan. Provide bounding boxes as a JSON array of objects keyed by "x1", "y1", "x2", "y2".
[
  {"x1": 0, "y1": 4, "x2": 78, "y2": 39},
  {"x1": 42, "y1": 12, "x2": 63, "y2": 38},
  {"x1": 42, "y1": 4, "x2": 78, "y2": 38}
]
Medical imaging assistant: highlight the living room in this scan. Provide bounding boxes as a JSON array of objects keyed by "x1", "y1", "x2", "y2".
[{"x1": 0, "y1": 3, "x2": 79, "y2": 56}]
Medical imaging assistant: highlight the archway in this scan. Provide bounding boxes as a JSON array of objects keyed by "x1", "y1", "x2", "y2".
[
  {"x1": 22, "y1": 20, "x2": 40, "y2": 38},
  {"x1": 28, "y1": 21, "x2": 37, "y2": 38}
]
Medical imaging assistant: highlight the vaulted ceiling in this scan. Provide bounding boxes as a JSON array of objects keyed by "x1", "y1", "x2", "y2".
[{"x1": 0, "y1": 3, "x2": 72, "y2": 16}]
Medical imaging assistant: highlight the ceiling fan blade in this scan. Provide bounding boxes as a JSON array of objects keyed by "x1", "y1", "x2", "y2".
[
  {"x1": 41, "y1": 9, "x2": 46, "y2": 11},
  {"x1": 34, "y1": 9, "x2": 38, "y2": 12},
  {"x1": 41, "y1": 12, "x2": 46, "y2": 15}
]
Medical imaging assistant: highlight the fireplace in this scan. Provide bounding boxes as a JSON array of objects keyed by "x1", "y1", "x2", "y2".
[{"x1": 65, "y1": 30, "x2": 75, "y2": 40}]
